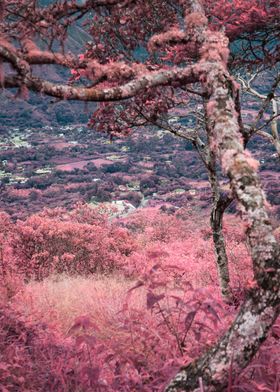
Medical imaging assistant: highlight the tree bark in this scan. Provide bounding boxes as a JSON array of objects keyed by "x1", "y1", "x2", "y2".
[
  {"x1": 204, "y1": 114, "x2": 233, "y2": 302},
  {"x1": 209, "y1": 172, "x2": 232, "y2": 302},
  {"x1": 196, "y1": 156, "x2": 233, "y2": 302},
  {"x1": 166, "y1": 1, "x2": 280, "y2": 390}
]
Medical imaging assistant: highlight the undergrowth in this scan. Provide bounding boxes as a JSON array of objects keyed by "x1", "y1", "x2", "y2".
[{"x1": 0, "y1": 205, "x2": 279, "y2": 391}]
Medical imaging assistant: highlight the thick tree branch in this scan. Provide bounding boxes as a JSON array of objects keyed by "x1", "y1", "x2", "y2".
[
  {"x1": 0, "y1": 43, "x2": 31, "y2": 78},
  {"x1": 0, "y1": 42, "x2": 201, "y2": 100},
  {"x1": 17, "y1": 70, "x2": 199, "y2": 102}
]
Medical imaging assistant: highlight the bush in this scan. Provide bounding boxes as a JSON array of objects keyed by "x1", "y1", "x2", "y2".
[{"x1": 12, "y1": 204, "x2": 136, "y2": 280}]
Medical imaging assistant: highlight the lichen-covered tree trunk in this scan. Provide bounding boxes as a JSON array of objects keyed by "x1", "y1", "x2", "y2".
[
  {"x1": 209, "y1": 172, "x2": 232, "y2": 302},
  {"x1": 165, "y1": 1, "x2": 280, "y2": 391},
  {"x1": 203, "y1": 104, "x2": 233, "y2": 302},
  {"x1": 173, "y1": 120, "x2": 233, "y2": 301},
  {"x1": 205, "y1": 148, "x2": 232, "y2": 301}
]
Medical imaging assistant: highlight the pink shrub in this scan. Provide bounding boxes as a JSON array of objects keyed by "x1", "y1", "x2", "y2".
[
  {"x1": 12, "y1": 204, "x2": 136, "y2": 280},
  {"x1": 121, "y1": 209, "x2": 253, "y2": 297}
]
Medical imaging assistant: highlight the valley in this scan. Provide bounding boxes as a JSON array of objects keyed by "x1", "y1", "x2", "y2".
[{"x1": 0, "y1": 122, "x2": 279, "y2": 221}]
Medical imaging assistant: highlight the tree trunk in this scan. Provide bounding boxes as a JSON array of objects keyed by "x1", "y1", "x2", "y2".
[
  {"x1": 206, "y1": 146, "x2": 233, "y2": 301},
  {"x1": 166, "y1": 2, "x2": 280, "y2": 390},
  {"x1": 210, "y1": 187, "x2": 232, "y2": 301},
  {"x1": 203, "y1": 100, "x2": 233, "y2": 302}
]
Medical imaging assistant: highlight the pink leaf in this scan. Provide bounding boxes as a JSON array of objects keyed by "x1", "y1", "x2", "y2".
[{"x1": 147, "y1": 291, "x2": 165, "y2": 309}]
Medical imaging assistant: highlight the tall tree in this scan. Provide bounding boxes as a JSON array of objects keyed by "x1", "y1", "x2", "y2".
[{"x1": 0, "y1": 0, "x2": 280, "y2": 390}]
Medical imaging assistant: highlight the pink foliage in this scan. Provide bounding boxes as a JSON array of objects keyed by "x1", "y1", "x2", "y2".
[
  {"x1": 205, "y1": 0, "x2": 277, "y2": 38},
  {"x1": 1, "y1": 297, "x2": 279, "y2": 392},
  {"x1": 11, "y1": 204, "x2": 136, "y2": 280},
  {"x1": 0, "y1": 205, "x2": 279, "y2": 391}
]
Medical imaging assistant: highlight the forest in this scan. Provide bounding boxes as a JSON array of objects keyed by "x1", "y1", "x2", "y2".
[{"x1": 0, "y1": 1, "x2": 280, "y2": 391}]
